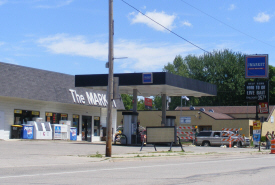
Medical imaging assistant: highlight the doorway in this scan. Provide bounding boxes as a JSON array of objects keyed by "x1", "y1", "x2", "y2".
[{"x1": 82, "y1": 116, "x2": 92, "y2": 142}]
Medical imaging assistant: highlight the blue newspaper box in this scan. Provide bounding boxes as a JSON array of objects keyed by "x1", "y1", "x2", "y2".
[
  {"x1": 22, "y1": 125, "x2": 34, "y2": 139},
  {"x1": 70, "y1": 127, "x2": 77, "y2": 141}
]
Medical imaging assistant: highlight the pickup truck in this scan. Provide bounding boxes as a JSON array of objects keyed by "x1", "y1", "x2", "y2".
[{"x1": 195, "y1": 131, "x2": 250, "y2": 147}]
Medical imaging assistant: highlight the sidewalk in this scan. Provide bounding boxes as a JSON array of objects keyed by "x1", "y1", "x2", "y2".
[{"x1": 0, "y1": 139, "x2": 271, "y2": 167}]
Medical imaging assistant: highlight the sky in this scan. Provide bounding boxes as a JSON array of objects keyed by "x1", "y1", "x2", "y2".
[{"x1": 0, "y1": 0, "x2": 275, "y2": 76}]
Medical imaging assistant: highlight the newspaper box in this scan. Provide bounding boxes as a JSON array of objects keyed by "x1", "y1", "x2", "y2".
[
  {"x1": 28, "y1": 121, "x2": 52, "y2": 140},
  {"x1": 70, "y1": 127, "x2": 77, "y2": 141},
  {"x1": 22, "y1": 125, "x2": 34, "y2": 139},
  {"x1": 52, "y1": 124, "x2": 69, "y2": 140}
]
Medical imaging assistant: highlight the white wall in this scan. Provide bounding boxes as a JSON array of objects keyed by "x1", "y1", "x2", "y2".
[
  {"x1": 0, "y1": 111, "x2": 4, "y2": 140},
  {"x1": 0, "y1": 96, "x2": 117, "y2": 140}
]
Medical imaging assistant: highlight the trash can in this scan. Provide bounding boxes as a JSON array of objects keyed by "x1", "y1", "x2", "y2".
[
  {"x1": 22, "y1": 125, "x2": 34, "y2": 139},
  {"x1": 70, "y1": 127, "x2": 77, "y2": 141},
  {"x1": 11, "y1": 125, "x2": 23, "y2": 139}
]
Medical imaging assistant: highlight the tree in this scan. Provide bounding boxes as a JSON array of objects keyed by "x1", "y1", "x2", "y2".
[
  {"x1": 267, "y1": 65, "x2": 275, "y2": 105},
  {"x1": 153, "y1": 96, "x2": 162, "y2": 110},
  {"x1": 121, "y1": 94, "x2": 146, "y2": 111},
  {"x1": 163, "y1": 49, "x2": 247, "y2": 106},
  {"x1": 121, "y1": 94, "x2": 133, "y2": 110}
]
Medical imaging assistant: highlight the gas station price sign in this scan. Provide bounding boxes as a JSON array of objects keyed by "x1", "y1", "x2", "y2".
[
  {"x1": 245, "y1": 55, "x2": 268, "y2": 79},
  {"x1": 245, "y1": 81, "x2": 268, "y2": 101}
]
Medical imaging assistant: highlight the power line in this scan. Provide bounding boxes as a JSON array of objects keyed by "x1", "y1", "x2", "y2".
[
  {"x1": 179, "y1": 0, "x2": 275, "y2": 49},
  {"x1": 120, "y1": 0, "x2": 210, "y2": 53}
]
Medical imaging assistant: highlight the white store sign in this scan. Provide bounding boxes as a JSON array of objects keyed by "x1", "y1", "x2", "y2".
[
  {"x1": 69, "y1": 89, "x2": 116, "y2": 108},
  {"x1": 180, "y1": 117, "x2": 191, "y2": 124}
]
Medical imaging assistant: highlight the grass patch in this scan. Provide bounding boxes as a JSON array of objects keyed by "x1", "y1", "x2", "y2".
[{"x1": 87, "y1": 151, "x2": 103, "y2": 158}]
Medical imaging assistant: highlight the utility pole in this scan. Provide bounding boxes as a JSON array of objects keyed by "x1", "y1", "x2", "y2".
[{"x1": 106, "y1": 0, "x2": 114, "y2": 157}]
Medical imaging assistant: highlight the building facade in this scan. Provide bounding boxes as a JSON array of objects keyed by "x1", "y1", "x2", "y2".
[
  {"x1": 117, "y1": 106, "x2": 275, "y2": 138},
  {"x1": 0, "y1": 62, "x2": 124, "y2": 141}
]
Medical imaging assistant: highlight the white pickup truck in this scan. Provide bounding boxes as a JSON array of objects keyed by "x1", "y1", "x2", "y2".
[{"x1": 195, "y1": 131, "x2": 250, "y2": 147}]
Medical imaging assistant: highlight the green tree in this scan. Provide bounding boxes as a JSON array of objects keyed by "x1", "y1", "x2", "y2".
[
  {"x1": 121, "y1": 94, "x2": 133, "y2": 110},
  {"x1": 137, "y1": 99, "x2": 145, "y2": 110},
  {"x1": 267, "y1": 65, "x2": 275, "y2": 105},
  {"x1": 163, "y1": 49, "x2": 247, "y2": 106},
  {"x1": 153, "y1": 96, "x2": 162, "y2": 110},
  {"x1": 121, "y1": 94, "x2": 146, "y2": 110}
]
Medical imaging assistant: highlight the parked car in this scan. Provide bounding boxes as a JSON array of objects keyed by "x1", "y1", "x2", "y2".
[{"x1": 195, "y1": 131, "x2": 250, "y2": 147}]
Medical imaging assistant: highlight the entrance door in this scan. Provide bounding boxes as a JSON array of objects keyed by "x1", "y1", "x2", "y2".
[{"x1": 82, "y1": 116, "x2": 92, "y2": 142}]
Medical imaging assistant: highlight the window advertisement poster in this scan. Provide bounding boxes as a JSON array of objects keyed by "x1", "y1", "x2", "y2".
[
  {"x1": 253, "y1": 120, "x2": 261, "y2": 146},
  {"x1": 54, "y1": 126, "x2": 61, "y2": 139},
  {"x1": 245, "y1": 54, "x2": 268, "y2": 79},
  {"x1": 180, "y1": 117, "x2": 191, "y2": 124}
]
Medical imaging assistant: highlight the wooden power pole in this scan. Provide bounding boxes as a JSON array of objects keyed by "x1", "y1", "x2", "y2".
[{"x1": 106, "y1": 0, "x2": 114, "y2": 157}]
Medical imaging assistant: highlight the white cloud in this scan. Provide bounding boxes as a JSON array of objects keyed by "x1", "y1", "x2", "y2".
[
  {"x1": 130, "y1": 10, "x2": 176, "y2": 32},
  {"x1": 228, "y1": 4, "x2": 236, "y2": 11},
  {"x1": 37, "y1": 34, "x2": 199, "y2": 72},
  {"x1": 0, "y1": 42, "x2": 4, "y2": 46},
  {"x1": 182, "y1": 21, "x2": 192, "y2": 27},
  {"x1": 35, "y1": 0, "x2": 73, "y2": 9},
  {"x1": 253, "y1": 12, "x2": 270, "y2": 23},
  {"x1": 37, "y1": 34, "x2": 108, "y2": 60}
]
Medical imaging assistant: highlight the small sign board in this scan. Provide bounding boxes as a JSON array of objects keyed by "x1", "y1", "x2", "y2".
[
  {"x1": 253, "y1": 120, "x2": 261, "y2": 146},
  {"x1": 144, "y1": 97, "x2": 153, "y2": 110},
  {"x1": 142, "y1": 73, "x2": 153, "y2": 83},
  {"x1": 245, "y1": 81, "x2": 268, "y2": 102},
  {"x1": 245, "y1": 55, "x2": 268, "y2": 79},
  {"x1": 180, "y1": 117, "x2": 191, "y2": 124},
  {"x1": 146, "y1": 126, "x2": 176, "y2": 144},
  {"x1": 259, "y1": 102, "x2": 269, "y2": 113}
]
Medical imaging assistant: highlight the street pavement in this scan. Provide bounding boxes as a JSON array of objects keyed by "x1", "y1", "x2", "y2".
[
  {"x1": 0, "y1": 140, "x2": 274, "y2": 185},
  {"x1": 0, "y1": 139, "x2": 271, "y2": 166}
]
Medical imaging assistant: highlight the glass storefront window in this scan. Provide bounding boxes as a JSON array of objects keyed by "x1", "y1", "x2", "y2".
[
  {"x1": 73, "y1": 114, "x2": 79, "y2": 135},
  {"x1": 45, "y1": 112, "x2": 68, "y2": 124},
  {"x1": 14, "y1": 109, "x2": 40, "y2": 125},
  {"x1": 94, "y1": 116, "x2": 100, "y2": 136}
]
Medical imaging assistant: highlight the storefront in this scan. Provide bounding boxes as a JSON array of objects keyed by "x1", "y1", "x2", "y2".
[{"x1": 0, "y1": 62, "x2": 124, "y2": 141}]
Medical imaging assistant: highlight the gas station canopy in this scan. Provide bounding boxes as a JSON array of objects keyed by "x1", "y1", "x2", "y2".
[{"x1": 75, "y1": 72, "x2": 217, "y2": 97}]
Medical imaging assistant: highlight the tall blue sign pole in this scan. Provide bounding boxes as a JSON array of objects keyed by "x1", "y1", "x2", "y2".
[{"x1": 245, "y1": 54, "x2": 269, "y2": 151}]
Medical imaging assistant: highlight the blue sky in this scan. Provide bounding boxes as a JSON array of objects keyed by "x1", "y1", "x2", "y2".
[{"x1": 0, "y1": 0, "x2": 274, "y2": 75}]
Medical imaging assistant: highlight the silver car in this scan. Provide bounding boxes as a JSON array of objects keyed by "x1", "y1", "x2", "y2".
[{"x1": 195, "y1": 131, "x2": 250, "y2": 147}]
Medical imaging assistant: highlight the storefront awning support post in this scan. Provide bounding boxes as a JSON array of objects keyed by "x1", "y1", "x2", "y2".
[
  {"x1": 162, "y1": 94, "x2": 167, "y2": 126},
  {"x1": 106, "y1": 0, "x2": 114, "y2": 157}
]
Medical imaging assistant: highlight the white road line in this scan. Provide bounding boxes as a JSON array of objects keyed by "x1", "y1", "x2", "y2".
[{"x1": 0, "y1": 156, "x2": 273, "y2": 179}]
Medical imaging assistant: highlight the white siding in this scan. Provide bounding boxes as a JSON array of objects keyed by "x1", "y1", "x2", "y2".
[{"x1": 0, "y1": 96, "x2": 119, "y2": 140}]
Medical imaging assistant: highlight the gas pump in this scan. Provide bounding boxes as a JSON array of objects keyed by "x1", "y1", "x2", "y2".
[{"x1": 122, "y1": 112, "x2": 139, "y2": 145}]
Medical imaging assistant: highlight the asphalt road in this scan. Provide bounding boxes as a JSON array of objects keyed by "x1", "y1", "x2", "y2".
[{"x1": 0, "y1": 140, "x2": 274, "y2": 185}]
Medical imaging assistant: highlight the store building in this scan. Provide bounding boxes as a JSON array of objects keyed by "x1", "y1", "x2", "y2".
[
  {"x1": 0, "y1": 62, "x2": 124, "y2": 141},
  {"x1": 117, "y1": 106, "x2": 275, "y2": 137}
]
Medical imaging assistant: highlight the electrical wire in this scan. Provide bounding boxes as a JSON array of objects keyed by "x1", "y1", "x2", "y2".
[
  {"x1": 179, "y1": 0, "x2": 275, "y2": 49},
  {"x1": 120, "y1": 0, "x2": 210, "y2": 53}
]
